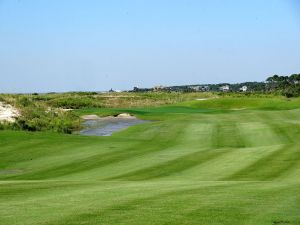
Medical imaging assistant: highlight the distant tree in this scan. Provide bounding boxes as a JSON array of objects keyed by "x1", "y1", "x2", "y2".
[
  {"x1": 266, "y1": 73, "x2": 300, "y2": 97},
  {"x1": 290, "y1": 74, "x2": 300, "y2": 84}
]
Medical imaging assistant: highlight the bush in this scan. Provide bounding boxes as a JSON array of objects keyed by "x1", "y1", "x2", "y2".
[
  {"x1": 15, "y1": 105, "x2": 81, "y2": 133},
  {"x1": 0, "y1": 121, "x2": 16, "y2": 130},
  {"x1": 283, "y1": 86, "x2": 300, "y2": 98},
  {"x1": 17, "y1": 96, "x2": 33, "y2": 107}
]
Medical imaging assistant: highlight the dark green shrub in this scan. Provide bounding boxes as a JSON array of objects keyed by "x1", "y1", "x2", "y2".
[
  {"x1": 283, "y1": 86, "x2": 300, "y2": 98},
  {"x1": 17, "y1": 96, "x2": 33, "y2": 107}
]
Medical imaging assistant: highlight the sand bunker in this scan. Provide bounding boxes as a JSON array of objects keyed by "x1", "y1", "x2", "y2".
[
  {"x1": 80, "y1": 113, "x2": 136, "y2": 120},
  {"x1": 195, "y1": 98, "x2": 209, "y2": 101},
  {"x1": 0, "y1": 102, "x2": 19, "y2": 122},
  {"x1": 195, "y1": 97, "x2": 219, "y2": 101},
  {"x1": 81, "y1": 114, "x2": 101, "y2": 120},
  {"x1": 80, "y1": 113, "x2": 148, "y2": 136}
]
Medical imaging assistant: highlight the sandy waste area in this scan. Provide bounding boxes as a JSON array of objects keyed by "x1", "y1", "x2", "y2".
[{"x1": 0, "y1": 102, "x2": 19, "y2": 122}]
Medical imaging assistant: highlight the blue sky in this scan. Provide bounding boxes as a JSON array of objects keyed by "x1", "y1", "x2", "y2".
[{"x1": 0, "y1": 0, "x2": 300, "y2": 92}]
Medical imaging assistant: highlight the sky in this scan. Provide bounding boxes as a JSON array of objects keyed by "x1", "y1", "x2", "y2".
[{"x1": 0, "y1": 0, "x2": 300, "y2": 93}]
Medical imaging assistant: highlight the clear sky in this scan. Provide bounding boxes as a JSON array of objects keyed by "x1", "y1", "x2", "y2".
[{"x1": 0, "y1": 0, "x2": 300, "y2": 93}]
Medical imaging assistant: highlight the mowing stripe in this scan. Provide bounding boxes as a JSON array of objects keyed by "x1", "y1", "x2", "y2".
[
  {"x1": 226, "y1": 143, "x2": 300, "y2": 181},
  {"x1": 108, "y1": 148, "x2": 235, "y2": 180}
]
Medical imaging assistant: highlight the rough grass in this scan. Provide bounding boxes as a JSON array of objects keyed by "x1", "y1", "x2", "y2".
[
  {"x1": 0, "y1": 92, "x2": 217, "y2": 109},
  {"x1": 0, "y1": 97, "x2": 300, "y2": 225}
]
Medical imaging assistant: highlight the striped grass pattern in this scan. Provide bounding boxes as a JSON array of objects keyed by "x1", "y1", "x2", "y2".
[{"x1": 1, "y1": 98, "x2": 300, "y2": 225}]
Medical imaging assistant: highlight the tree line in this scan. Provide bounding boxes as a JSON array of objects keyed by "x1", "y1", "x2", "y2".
[
  {"x1": 266, "y1": 74, "x2": 300, "y2": 97},
  {"x1": 133, "y1": 73, "x2": 300, "y2": 97}
]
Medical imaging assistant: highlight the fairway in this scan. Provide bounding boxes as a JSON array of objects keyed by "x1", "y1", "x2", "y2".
[{"x1": 1, "y1": 98, "x2": 300, "y2": 225}]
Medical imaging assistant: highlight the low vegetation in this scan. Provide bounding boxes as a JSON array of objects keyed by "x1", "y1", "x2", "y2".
[
  {"x1": 0, "y1": 92, "x2": 217, "y2": 133},
  {"x1": 0, "y1": 94, "x2": 81, "y2": 133},
  {"x1": 1, "y1": 91, "x2": 299, "y2": 133}
]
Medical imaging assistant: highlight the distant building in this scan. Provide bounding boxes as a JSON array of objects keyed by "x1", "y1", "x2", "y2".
[
  {"x1": 109, "y1": 88, "x2": 122, "y2": 93},
  {"x1": 190, "y1": 86, "x2": 201, "y2": 91},
  {"x1": 153, "y1": 85, "x2": 164, "y2": 91},
  {"x1": 201, "y1": 86, "x2": 210, "y2": 91},
  {"x1": 239, "y1": 86, "x2": 248, "y2": 92},
  {"x1": 132, "y1": 86, "x2": 152, "y2": 92},
  {"x1": 190, "y1": 86, "x2": 210, "y2": 92},
  {"x1": 219, "y1": 85, "x2": 230, "y2": 92}
]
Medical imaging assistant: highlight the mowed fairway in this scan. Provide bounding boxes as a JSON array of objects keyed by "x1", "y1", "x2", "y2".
[{"x1": 1, "y1": 97, "x2": 300, "y2": 225}]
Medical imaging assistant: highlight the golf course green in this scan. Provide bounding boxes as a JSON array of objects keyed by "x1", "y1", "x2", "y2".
[{"x1": 1, "y1": 97, "x2": 300, "y2": 225}]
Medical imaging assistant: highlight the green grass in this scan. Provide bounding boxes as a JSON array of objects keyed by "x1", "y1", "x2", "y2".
[
  {"x1": 1, "y1": 97, "x2": 300, "y2": 225},
  {"x1": 183, "y1": 96, "x2": 300, "y2": 110}
]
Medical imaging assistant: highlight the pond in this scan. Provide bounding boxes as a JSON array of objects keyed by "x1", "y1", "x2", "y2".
[{"x1": 80, "y1": 114, "x2": 148, "y2": 136}]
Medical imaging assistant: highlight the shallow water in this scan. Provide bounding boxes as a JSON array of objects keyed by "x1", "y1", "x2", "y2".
[{"x1": 80, "y1": 117, "x2": 147, "y2": 136}]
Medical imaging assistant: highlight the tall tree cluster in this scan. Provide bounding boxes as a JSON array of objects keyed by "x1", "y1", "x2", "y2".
[{"x1": 266, "y1": 74, "x2": 300, "y2": 97}]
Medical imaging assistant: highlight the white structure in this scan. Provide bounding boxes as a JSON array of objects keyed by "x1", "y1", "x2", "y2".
[
  {"x1": 153, "y1": 85, "x2": 164, "y2": 91},
  {"x1": 239, "y1": 86, "x2": 247, "y2": 92},
  {"x1": 109, "y1": 89, "x2": 122, "y2": 93},
  {"x1": 190, "y1": 86, "x2": 210, "y2": 92},
  {"x1": 219, "y1": 85, "x2": 230, "y2": 92},
  {"x1": 191, "y1": 86, "x2": 201, "y2": 91}
]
